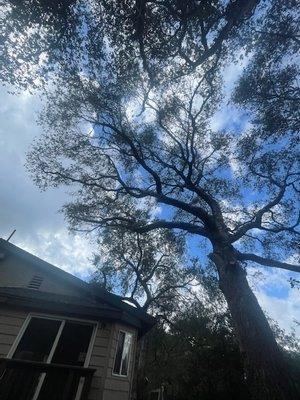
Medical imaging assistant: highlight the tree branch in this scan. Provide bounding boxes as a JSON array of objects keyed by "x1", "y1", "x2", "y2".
[{"x1": 238, "y1": 252, "x2": 300, "y2": 273}]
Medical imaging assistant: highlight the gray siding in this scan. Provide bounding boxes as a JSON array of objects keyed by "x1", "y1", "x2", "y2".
[
  {"x1": 0, "y1": 246, "x2": 141, "y2": 400},
  {"x1": 0, "y1": 252, "x2": 85, "y2": 297},
  {"x1": 101, "y1": 323, "x2": 137, "y2": 400},
  {"x1": 0, "y1": 307, "x2": 138, "y2": 400},
  {"x1": 88, "y1": 323, "x2": 111, "y2": 400},
  {"x1": 0, "y1": 307, "x2": 27, "y2": 357}
]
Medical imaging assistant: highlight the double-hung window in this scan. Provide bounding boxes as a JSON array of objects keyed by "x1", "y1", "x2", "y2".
[{"x1": 113, "y1": 331, "x2": 133, "y2": 377}]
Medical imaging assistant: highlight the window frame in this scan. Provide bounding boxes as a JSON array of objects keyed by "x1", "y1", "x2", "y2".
[
  {"x1": 112, "y1": 329, "x2": 133, "y2": 378},
  {"x1": 7, "y1": 313, "x2": 98, "y2": 367},
  {"x1": 7, "y1": 313, "x2": 98, "y2": 400}
]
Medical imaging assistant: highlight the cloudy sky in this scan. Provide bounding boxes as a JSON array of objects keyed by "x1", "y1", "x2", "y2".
[
  {"x1": 0, "y1": 81, "x2": 299, "y2": 337},
  {"x1": 0, "y1": 85, "x2": 95, "y2": 280}
]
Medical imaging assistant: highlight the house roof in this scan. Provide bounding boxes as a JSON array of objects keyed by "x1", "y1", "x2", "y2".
[{"x1": 0, "y1": 238, "x2": 156, "y2": 334}]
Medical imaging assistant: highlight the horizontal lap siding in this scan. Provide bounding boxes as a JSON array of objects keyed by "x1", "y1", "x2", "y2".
[
  {"x1": 0, "y1": 307, "x2": 139, "y2": 400},
  {"x1": 0, "y1": 308, "x2": 27, "y2": 357},
  {"x1": 88, "y1": 323, "x2": 113, "y2": 400},
  {"x1": 0, "y1": 253, "x2": 100, "y2": 298},
  {"x1": 0, "y1": 307, "x2": 113, "y2": 400},
  {"x1": 101, "y1": 324, "x2": 137, "y2": 400},
  {"x1": 102, "y1": 391, "x2": 130, "y2": 400}
]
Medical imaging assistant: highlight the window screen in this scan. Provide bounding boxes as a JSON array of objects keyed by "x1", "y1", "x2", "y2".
[
  {"x1": 113, "y1": 331, "x2": 133, "y2": 376},
  {"x1": 12, "y1": 317, "x2": 94, "y2": 366}
]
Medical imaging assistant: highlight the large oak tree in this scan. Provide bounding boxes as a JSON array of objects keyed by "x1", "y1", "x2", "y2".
[
  {"x1": 27, "y1": 67, "x2": 299, "y2": 399},
  {"x1": 1, "y1": 1, "x2": 299, "y2": 399}
]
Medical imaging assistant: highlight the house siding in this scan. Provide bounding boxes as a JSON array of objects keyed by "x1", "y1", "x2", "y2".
[
  {"x1": 101, "y1": 323, "x2": 137, "y2": 400},
  {"x1": 0, "y1": 241, "x2": 149, "y2": 400},
  {"x1": 87, "y1": 322, "x2": 137, "y2": 400},
  {"x1": 88, "y1": 323, "x2": 111, "y2": 400},
  {"x1": 0, "y1": 307, "x2": 137, "y2": 400},
  {"x1": 0, "y1": 307, "x2": 27, "y2": 357},
  {"x1": 0, "y1": 252, "x2": 85, "y2": 297}
]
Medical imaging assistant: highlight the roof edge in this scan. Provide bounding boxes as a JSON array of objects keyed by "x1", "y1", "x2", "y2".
[{"x1": 0, "y1": 238, "x2": 156, "y2": 330}]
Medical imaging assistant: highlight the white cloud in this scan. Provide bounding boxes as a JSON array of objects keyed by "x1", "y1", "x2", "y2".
[
  {"x1": 17, "y1": 229, "x2": 95, "y2": 280},
  {"x1": 0, "y1": 86, "x2": 95, "y2": 280},
  {"x1": 248, "y1": 267, "x2": 300, "y2": 337}
]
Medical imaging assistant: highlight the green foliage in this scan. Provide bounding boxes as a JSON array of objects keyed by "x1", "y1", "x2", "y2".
[
  {"x1": 143, "y1": 302, "x2": 300, "y2": 400},
  {"x1": 0, "y1": 0, "x2": 79, "y2": 88},
  {"x1": 91, "y1": 228, "x2": 200, "y2": 315},
  {"x1": 143, "y1": 302, "x2": 250, "y2": 400},
  {"x1": 1, "y1": 1, "x2": 300, "y2": 397},
  {"x1": 234, "y1": 0, "x2": 299, "y2": 144},
  {"x1": 0, "y1": 0, "x2": 260, "y2": 88}
]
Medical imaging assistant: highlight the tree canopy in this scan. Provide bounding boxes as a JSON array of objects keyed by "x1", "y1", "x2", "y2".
[
  {"x1": 1, "y1": 0, "x2": 260, "y2": 87},
  {"x1": 0, "y1": 0, "x2": 299, "y2": 399},
  {"x1": 92, "y1": 228, "x2": 199, "y2": 316}
]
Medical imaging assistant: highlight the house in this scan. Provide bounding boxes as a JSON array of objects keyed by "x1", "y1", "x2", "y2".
[{"x1": 0, "y1": 238, "x2": 155, "y2": 400}]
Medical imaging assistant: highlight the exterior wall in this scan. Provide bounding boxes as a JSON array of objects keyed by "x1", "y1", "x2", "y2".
[
  {"x1": 87, "y1": 321, "x2": 112, "y2": 400},
  {"x1": 0, "y1": 252, "x2": 85, "y2": 297},
  {"x1": 0, "y1": 306, "x2": 28, "y2": 358},
  {"x1": 101, "y1": 323, "x2": 137, "y2": 400},
  {"x1": 0, "y1": 305, "x2": 138, "y2": 400}
]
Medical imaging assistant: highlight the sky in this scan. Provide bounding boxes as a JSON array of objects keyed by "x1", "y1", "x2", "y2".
[
  {"x1": 0, "y1": 85, "x2": 95, "y2": 280},
  {"x1": 0, "y1": 77, "x2": 299, "y2": 337}
]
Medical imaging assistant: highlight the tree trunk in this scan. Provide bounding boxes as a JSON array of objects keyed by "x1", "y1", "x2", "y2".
[{"x1": 211, "y1": 247, "x2": 299, "y2": 400}]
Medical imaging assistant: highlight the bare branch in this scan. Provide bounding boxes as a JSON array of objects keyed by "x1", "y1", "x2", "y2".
[{"x1": 238, "y1": 252, "x2": 300, "y2": 273}]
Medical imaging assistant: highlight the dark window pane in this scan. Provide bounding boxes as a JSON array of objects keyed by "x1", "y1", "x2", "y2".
[
  {"x1": 113, "y1": 331, "x2": 125, "y2": 374},
  {"x1": 51, "y1": 322, "x2": 93, "y2": 366},
  {"x1": 13, "y1": 318, "x2": 61, "y2": 362}
]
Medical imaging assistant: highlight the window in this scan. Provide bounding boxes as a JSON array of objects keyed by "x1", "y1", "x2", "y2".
[
  {"x1": 113, "y1": 331, "x2": 133, "y2": 376},
  {"x1": 13, "y1": 317, "x2": 61, "y2": 362},
  {"x1": 8, "y1": 315, "x2": 97, "y2": 400},
  {"x1": 51, "y1": 321, "x2": 94, "y2": 366},
  {"x1": 12, "y1": 316, "x2": 95, "y2": 366}
]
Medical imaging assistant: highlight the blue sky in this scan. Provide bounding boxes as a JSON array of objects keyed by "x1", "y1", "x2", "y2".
[{"x1": 0, "y1": 66, "x2": 299, "y2": 337}]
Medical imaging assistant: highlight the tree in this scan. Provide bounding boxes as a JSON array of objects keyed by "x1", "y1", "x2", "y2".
[
  {"x1": 144, "y1": 301, "x2": 250, "y2": 400},
  {"x1": 234, "y1": 0, "x2": 299, "y2": 145},
  {"x1": 0, "y1": 0, "x2": 78, "y2": 88},
  {"x1": 26, "y1": 62, "x2": 299, "y2": 398},
  {"x1": 144, "y1": 301, "x2": 300, "y2": 400},
  {"x1": 0, "y1": 0, "x2": 260, "y2": 88},
  {"x1": 91, "y1": 228, "x2": 200, "y2": 400},
  {"x1": 92, "y1": 228, "x2": 199, "y2": 316},
  {"x1": 1, "y1": 0, "x2": 299, "y2": 398}
]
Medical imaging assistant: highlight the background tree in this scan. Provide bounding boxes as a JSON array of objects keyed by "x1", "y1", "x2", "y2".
[
  {"x1": 144, "y1": 300, "x2": 250, "y2": 400},
  {"x1": 143, "y1": 298, "x2": 300, "y2": 400},
  {"x1": 91, "y1": 228, "x2": 201, "y2": 399},
  {"x1": 92, "y1": 228, "x2": 199, "y2": 315}
]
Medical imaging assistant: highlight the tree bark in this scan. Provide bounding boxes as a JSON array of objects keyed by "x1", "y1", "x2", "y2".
[{"x1": 211, "y1": 247, "x2": 299, "y2": 400}]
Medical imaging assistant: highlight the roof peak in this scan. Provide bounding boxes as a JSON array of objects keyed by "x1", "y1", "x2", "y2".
[{"x1": 0, "y1": 238, "x2": 155, "y2": 331}]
